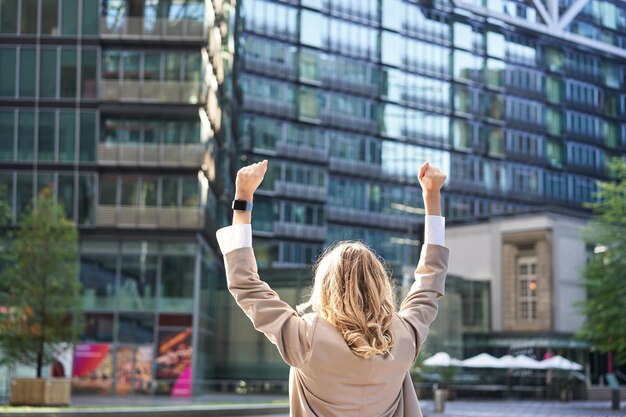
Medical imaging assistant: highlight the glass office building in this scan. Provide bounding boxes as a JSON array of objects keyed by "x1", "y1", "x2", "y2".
[
  {"x1": 217, "y1": 0, "x2": 626, "y2": 381},
  {"x1": 0, "y1": 0, "x2": 236, "y2": 395}
]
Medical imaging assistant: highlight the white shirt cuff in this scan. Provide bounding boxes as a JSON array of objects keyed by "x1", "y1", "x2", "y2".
[
  {"x1": 425, "y1": 215, "x2": 445, "y2": 246},
  {"x1": 216, "y1": 224, "x2": 252, "y2": 255}
]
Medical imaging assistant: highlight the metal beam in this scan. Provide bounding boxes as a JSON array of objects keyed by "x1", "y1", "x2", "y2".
[
  {"x1": 548, "y1": 0, "x2": 559, "y2": 24},
  {"x1": 530, "y1": 0, "x2": 552, "y2": 26},
  {"x1": 558, "y1": 0, "x2": 591, "y2": 30},
  {"x1": 451, "y1": 0, "x2": 626, "y2": 59}
]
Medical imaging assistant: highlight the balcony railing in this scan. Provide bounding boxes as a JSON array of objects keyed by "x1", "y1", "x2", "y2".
[
  {"x1": 329, "y1": 157, "x2": 383, "y2": 178},
  {"x1": 274, "y1": 181, "x2": 327, "y2": 202},
  {"x1": 98, "y1": 143, "x2": 205, "y2": 167},
  {"x1": 275, "y1": 140, "x2": 328, "y2": 162},
  {"x1": 273, "y1": 222, "x2": 327, "y2": 241},
  {"x1": 101, "y1": 79, "x2": 204, "y2": 104},
  {"x1": 326, "y1": 206, "x2": 411, "y2": 230},
  {"x1": 96, "y1": 206, "x2": 204, "y2": 229},
  {"x1": 100, "y1": 17, "x2": 204, "y2": 40}
]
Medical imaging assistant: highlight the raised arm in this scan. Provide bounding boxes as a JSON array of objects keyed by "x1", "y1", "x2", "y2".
[
  {"x1": 398, "y1": 162, "x2": 450, "y2": 357},
  {"x1": 215, "y1": 160, "x2": 316, "y2": 368}
]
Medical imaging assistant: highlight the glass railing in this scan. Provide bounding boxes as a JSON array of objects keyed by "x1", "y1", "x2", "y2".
[
  {"x1": 100, "y1": 79, "x2": 205, "y2": 104},
  {"x1": 100, "y1": 17, "x2": 204, "y2": 40},
  {"x1": 97, "y1": 143, "x2": 205, "y2": 167},
  {"x1": 96, "y1": 205, "x2": 204, "y2": 229}
]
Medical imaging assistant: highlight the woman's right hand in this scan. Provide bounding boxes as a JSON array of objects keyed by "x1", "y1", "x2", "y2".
[{"x1": 418, "y1": 162, "x2": 446, "y2": 194}]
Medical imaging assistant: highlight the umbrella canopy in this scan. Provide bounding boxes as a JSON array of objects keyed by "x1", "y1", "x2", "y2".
[
  {"x1": 423, "y1": 352, "x2": 463, "y2": 367},
  {"x1": 499, "y1": 354, "x2": 544, "y2": 369},
  {"x1": 540, "y1": 355, "x2": 583, "y2": 371},
  {"x1": 461, "y1": 353, "x2": 506, "y2": 368}
]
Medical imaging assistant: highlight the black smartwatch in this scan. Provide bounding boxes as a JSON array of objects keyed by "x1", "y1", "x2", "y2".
[{"x1": 232, "y1": 199, "x2": 253, "y2": 212}]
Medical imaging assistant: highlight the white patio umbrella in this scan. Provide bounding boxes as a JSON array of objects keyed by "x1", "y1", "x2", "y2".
[
  {"x1": 461, "y1": 353, "x2": 506, "y2": 368},
  {"x1": 540, "y1": 355, "x2": 583, "y2": 371},
  {"x1": 423, "y1": 352, "x2": 463, "y2": 367},
  {"x1": 499, "y1": 354, "x2": 544, "y2": 369}
]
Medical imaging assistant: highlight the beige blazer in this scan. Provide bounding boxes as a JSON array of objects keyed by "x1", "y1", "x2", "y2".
[{"x1": 224, "y1": 243, "x2": 450, "y2": 417}]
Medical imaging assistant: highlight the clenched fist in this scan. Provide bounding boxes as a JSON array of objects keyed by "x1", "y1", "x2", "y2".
[
  {"x1": 418, "y1": 161, "x2": 446, "y2": 194},
  {"x1": 236, "y1": 159, "x2": 268, "y2": 198}
]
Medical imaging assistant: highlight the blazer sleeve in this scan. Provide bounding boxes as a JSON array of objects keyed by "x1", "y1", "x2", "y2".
[
  {"x1": 398, "y1": 243, "x2": 450, "y2": 358},
  {"x1": 223, "y1": 246, "x2": 316, "y2": 368}
]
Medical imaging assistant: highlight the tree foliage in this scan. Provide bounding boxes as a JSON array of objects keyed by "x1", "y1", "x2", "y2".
[
  {"x1": 0, "y1": 187, "x2": 83, "y2": 377},
  {"x1": 577, "y1": 158, "x2": 626, "y2": 364}
]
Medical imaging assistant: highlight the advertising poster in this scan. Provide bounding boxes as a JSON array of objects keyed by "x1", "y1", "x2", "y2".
[
  {"x1": 115, "y1": 345, "x2": 154, "y2": 395},
  {"x1": 72, "y1": 343, "x2": 113, "y2": 394},
  {"x1": 156, "y1": 328, "x2": 193, "y2": 396}
]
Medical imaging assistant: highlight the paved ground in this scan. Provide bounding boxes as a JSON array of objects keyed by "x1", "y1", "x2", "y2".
[
  {"x1": 421, "y1": 400, "x2": 626, "y2": 417},
  {"x1": 7, "y1": 395, "x2": 626, "y2": 417},
  {"x1": 244, "y1": 400, "x2": 626, "y2": 417}
]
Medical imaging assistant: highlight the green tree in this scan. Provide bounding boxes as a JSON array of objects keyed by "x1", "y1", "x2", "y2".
[
  {"x1": 0, "y1": 187, "x2": 83, "y2": 377},
  {"x1": 577, "y1": 158, "x2": 626, "y2": 364}
]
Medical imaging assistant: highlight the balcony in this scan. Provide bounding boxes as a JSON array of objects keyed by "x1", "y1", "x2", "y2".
[
  {"x1": 97, "y1": 143, "x2": 205, "y2": 167},
  {"x1": 243, "y1": 96, "x2": 297, "y2": 118},
  {"x1": 320, "y1": 112, "x2": 378, "y2": 134},
  {"x1": 326, "y1": 206, "x2": 412, "y2": 230},
  {"x1": 274, "y1": 181, "x2": 327, "y2": 202},
  {"x1": 275, "y1": 140, "x2": 328, "y2": 162},
  {"x1": 96, "y1": 206, "x2": 204, "y2": 229},
  {"x1": 101, "y1": 79, "x2": 204, "y2": 104},
  {"x1": 273, "y1": 222, "x2": 327, "y2": 241},
  {"x1": 329, "y1": 158, "x2": 382, "y2": 178},
  {"x1": 100, "y1": 17, "x2": 204, "y2": 41}
]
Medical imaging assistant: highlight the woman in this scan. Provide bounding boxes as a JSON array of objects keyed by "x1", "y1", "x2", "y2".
[{"x1": 216, "y1": 160, "x2": 449, "y2": 417}]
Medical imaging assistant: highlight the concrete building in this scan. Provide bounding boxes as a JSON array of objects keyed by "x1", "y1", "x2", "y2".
[{"x1": 445, "y1": 211, "x2": 590, "y2": 364}]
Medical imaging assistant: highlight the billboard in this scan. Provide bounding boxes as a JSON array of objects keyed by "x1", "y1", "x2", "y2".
[
  {"x1": 156, "y1": 328, "x2": 193, "y2": 396},
  {"x1": 72, "y1": 343, "x2": 113, "y2": 394}
]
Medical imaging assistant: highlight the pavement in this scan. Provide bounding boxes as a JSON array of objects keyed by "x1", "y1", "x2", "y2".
[{"x1": 2, "y1": 396, "x2": 625, "y2": 417}]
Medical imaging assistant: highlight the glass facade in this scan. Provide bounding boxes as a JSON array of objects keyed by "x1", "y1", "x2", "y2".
[
  {"x1": 235, "y1": 0, "x2": 624, "y2": 268},
  {"x1": 227, "y1": 0, "x2": 626, "y2": 380},
  {"x1": 0, "y1": 0, "x2": 229, "y2": 396}
]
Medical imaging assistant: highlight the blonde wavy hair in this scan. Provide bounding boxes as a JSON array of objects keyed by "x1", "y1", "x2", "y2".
[{"x1": 297, "y1": 240, "x2": 397, "y2": 359}]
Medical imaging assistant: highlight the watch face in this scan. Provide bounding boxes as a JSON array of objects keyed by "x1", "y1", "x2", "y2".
[{"x1": 232, "y1": 200, "x2": 248, "y2": 211}]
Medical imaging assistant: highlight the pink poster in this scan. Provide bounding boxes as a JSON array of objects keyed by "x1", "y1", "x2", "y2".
[{"x1": 72, "y1": 343, "x2": 113, "y2": 394}]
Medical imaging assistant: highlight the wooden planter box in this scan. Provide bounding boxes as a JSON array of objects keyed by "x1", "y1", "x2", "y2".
[{"x1": 10, "y1": 378, "x2": 71, "y2": 406}]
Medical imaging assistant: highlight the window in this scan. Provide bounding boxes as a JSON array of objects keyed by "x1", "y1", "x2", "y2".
[
  {"x1": 79, "y1": 111, "x2": 97, "y2": 161},
  {"x1": 41, "y1": 0, "x2": 59, "y2": 35},
  {"x1": 453, "y1": 50, "x2": 482, "y2": 82},
  {"x1": 82, "y1": 0, "x2": 98, "y2": 36},
  {"x1": 506, "y1": 97, "x2": 543, "y2": 126},
  {"x1": 301, "y1": 10, "x2": 325, "y2": 48},
  {"x1": 60, "y1": 48, "x2": 77, "y2": 98},
  {"x1": 38, "y1": 111, "x2": 55, "y2": 161},
  {"x1": 16, "y1": 172, "x2": 33, "y2": 218},
  {"x1": 20, "y1": 0, "x2": 37, "y2": 34},
  {"x1": 517, "y1": 256, "x2": 537, "y2": 321},
  {"x1": 0, "y1": 48, "x2": 16, "y2": 96},
  {"x1": 81, "y1": 49, "x2": 98, "y2": 99},
  {"x1": 78, "y1": 174, "x2": 96, "y2": 224},
  {"x1": 160, "y1": 251, "x2": 195, "y2": 313},
  {"x1": 40, "y1": 48, "x2": 58, "y2": 97},
  {"x1": 0, "y1": 0, "x2": 18, "y2": 34},
  {"x1": 505, "y1": 130, "x2": 543, "y2": 160},
  {"x1": 61, "y1": 0, "x2": 78, "y2": 35},
  {"x1": 0, "y1": 111, "x2": 15, "y2": 161},
  {"x1": 59, "y1": 111, "x2": 76, "y2": 162},
  {"x1": 99, "y1": 176, "x2": 117, "y2": 205},
  {"x1": 19, "y1": 47, "x2": 36, "y2": 97},
  {"x1": 17, "y1": 110, "x2": 35, "y2": 161}
]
